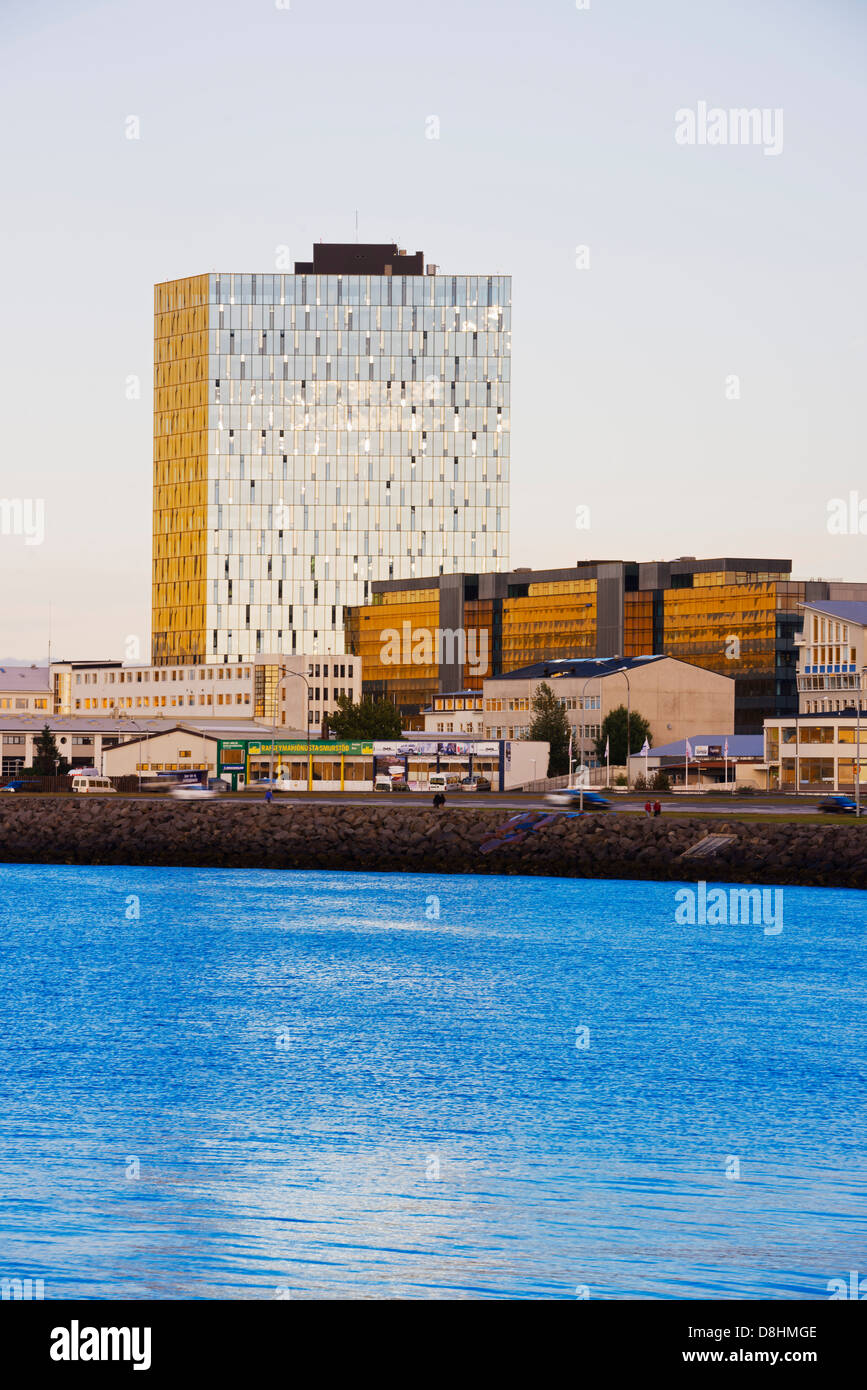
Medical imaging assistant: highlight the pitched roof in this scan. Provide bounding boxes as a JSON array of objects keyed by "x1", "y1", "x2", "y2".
[
  {"x1": 639, "y1": 735, "x2": 762, "y2": 758},
  {"x1": 0, "y1": 665, "x2": 50, "y2": 692},
  {"x1": 493, "y1": 655, "x2": 669, "y2": 681},
  {"x1": 803, "y1": 600, "x2": 867, "y2": 626}
]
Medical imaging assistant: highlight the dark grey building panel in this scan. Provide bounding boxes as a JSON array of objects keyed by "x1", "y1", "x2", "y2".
[{"x1": 595, "y1": 566, "x2": 625, "y2": 657}]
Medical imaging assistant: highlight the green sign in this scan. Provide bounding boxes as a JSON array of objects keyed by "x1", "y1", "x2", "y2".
[
  {"x1": 247, "y1": 739, "x2": 373, "y2": 756},
  {"x1": 217, "y1": 738, "x2": 373, "y2": 763}
]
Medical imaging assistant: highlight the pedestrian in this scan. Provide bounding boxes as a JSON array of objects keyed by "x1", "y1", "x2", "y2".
[
  {"x1": 265, "y1": 787, "x2": 273, "y2": 804},
  {"x1": 653, "y1": 799, "x2": 661, "y2": 817},
  {"x1": 644, "y1": 800, "x2": 652, "y2": 817}
]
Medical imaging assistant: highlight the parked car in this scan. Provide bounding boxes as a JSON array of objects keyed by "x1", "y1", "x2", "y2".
[
  {"x1": 459, "y1": 776, "x2": 492, "y2": 792},
  {"x1": 207, "y1": 778, "x2": 229, "y2": 793},
  {"x1": 374, "y1": 775, "x2": 410, "y2": 792},
  {"x1": 71, "y1": 776, "x2": 117, "y2": 795},
  {"x1": 545, "y1": 788, "x2": 612, "y2": 810},
  {"x1": 429, "y1": 771, "x2": 463, "y2": 792},
  {"x1": 817, "y1": 795, "x2": 858, "y2": 815}
]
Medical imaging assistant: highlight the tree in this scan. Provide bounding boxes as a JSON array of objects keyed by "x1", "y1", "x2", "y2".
[
  {"x1": 327, "y1": 694, "x2": 403, "y2": 740},
  {"x1": 594, "y1": 704, "x2": 651, "y2": 767},
  {"x1": 524, "y1": 681, "x2": 570, "y2": 776},
  {"x1": 31, "y1": 724, "x2": 69, "y2": 776}
]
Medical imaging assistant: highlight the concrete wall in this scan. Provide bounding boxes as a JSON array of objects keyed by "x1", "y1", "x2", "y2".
[{"x1": 624, "y1": 660, "x2": 735, "y2": 747}]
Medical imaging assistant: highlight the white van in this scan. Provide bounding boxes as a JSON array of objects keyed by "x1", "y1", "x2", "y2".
[
  {"x1": 429, "y1": 771, "x2": 463, "y2": 792},
  {"x1": 71, "y1": 777, "x2": 116, "y2": 794},
  {"x1": 374, "y1": 774, "x2": 409, "y2": 792}
]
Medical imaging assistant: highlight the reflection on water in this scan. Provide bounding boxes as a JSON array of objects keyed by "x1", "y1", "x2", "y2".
[{"x1": 0, "y1": 864, "x2": 864, "y2": 1299}]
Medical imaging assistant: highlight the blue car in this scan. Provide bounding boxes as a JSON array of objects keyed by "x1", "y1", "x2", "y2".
[
  {"x1": 817, "y1": 795, "x2": 858, "y2": 814},
  {"x1": 545, "y1": 788, "x2": 612, "y2": 810}
]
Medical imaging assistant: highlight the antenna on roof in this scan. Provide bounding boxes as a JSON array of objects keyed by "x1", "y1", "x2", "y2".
[{"x1": 354, "y1": 210, "x2": 359, "y2": 243}]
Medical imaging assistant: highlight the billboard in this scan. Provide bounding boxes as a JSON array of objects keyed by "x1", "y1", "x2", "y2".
[{"x1": 374, "y1": 740, "x2": 501, "y2": 758}]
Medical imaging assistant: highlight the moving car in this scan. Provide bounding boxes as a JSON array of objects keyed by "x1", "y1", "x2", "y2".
[
  {"x1": 170, "y1": 783, "x2": 220, "y2": 800},
  {"x1": 817, "y1": 794, "x2": 858, "y2": 815},
  {"x1": 545, "y1": 788, "x2": 612, "y2": 810},
  {"x1": 1, "y1": 780, "x2": 24, "y2": 792}
]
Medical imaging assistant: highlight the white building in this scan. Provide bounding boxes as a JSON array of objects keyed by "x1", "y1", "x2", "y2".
[
  {"x1": 49, "y1": 654, "x2": 361, "y2": 733},
  {"x1": 0, "y1": 664, "x2": 51, "y2": 716},
  {"x1": 421, "y1": 690, "x2": 485, "y2": 736},
  {"x1": 764, "y1": 712, "x2": 867, "y2": 792},
  {"x1": 796, "y1": 600, "x2": 867, "y2": 714}
]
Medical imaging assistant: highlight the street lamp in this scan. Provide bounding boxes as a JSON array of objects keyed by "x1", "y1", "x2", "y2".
[
  {"x1": 856, "y1": 668, "x2": 866, "y2": 816},
  {"x1": 578, "y1": 673, "x2": 601, "y2": 810},
  {"x1": 270, "y1": 668, "x2": 312, "y2": 792},
  {"x1": 183, "y1": 686, "x2": 209, "y2": 785},
  {"x1": 582, "y1": 666, "x2": 631, "y2": 811}
]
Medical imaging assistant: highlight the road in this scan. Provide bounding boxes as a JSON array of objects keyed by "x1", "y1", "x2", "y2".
[{"x1": 47, "y1": 791, "x2": 849, "y2": 817}]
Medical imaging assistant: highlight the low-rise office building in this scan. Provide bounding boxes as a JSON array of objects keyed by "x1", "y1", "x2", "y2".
[
  {"x1": 0, "y1": 714, "x2": 173, "y2": 778},
  {"x1": 0, "y1": 665, "x2": 51, "y2": 716},
  {"x1": 49, "y1": 654, "x2": 361, "y2": 732},
  {"x1": 213, "y1": 731, "x2": 547, "y2": 792},
  {"x1": 796, "y1": 600, "x2": 867, "y2": 714},
  {"x1": 481, "y1": 655, "x2": 735, "y2": 764},
  {"x1": 422, "y1": 690, "x2": 486, "y2": 736},
  {"x1": 764, "y1": 712, "x2": 867, "y2": 791},
  {"x1": 627, "y1": 735, "x2": 765, "y2": 789}
]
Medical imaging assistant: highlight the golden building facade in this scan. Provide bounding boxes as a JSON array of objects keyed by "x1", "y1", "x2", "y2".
[
  {"x1": 345, "y1": 560, "x2": 836, "y2": 732},
  {"x1": 152, "y1": 275, "x2": 210, "y2": 665}
]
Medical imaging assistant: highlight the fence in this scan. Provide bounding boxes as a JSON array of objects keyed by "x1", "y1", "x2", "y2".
[
  {"x1": 521, "y1": 766, "x2": 625, "y2": 794},
  {"x1": 0, "y1": 774, "x2": 141, "y2": 794}
]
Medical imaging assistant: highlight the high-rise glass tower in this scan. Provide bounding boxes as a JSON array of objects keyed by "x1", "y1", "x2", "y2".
[{"x1": 152, "y1": 244, "x2": 511, "y2": 665}]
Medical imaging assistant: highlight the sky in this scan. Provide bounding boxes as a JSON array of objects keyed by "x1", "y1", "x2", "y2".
[{"x1": 0, "y1": 0, "x2": 865, "y2": 660}]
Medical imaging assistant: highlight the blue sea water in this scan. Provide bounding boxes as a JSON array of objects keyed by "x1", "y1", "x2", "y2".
[{"x1": 0, "y1": 863, "x2": 864, "y2": 1301}]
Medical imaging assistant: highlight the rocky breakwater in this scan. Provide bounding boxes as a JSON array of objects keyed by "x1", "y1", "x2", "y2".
[{"x1": 0, "y1": 798, "x2": 865, "y2": 888}]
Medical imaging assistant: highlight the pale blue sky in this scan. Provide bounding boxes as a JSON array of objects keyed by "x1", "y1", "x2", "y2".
[{"x1": 0, "y1": 0, "x2": 864, "y2": 658}]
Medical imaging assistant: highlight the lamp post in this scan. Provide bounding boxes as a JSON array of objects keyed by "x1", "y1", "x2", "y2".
[
  {"x1": 612, "y1": 667, "x2": 632, "y2": 800},
  {"x1": 578, "y1": 673, "x2": 601, "y2": 812},
  {"x1": 271, "y1": 668, "x2": 312, "y2": 792},
  {"x1": 856, "y1": 668, "x2": 866, "y2": 816}
]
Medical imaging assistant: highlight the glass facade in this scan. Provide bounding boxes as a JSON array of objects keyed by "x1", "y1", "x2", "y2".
[
  {"x1": 500, "y1": 579, "x2": 597, "y2": 669},
  {"x1": 152, "y1": 265, "x2": 511, "y2": 665},
  {"x1": 346, "y1": 586, "x2": 442, "y2": 710},
  {"x1": 345, "y1": 562, "x2": 807, "y2": 729}
]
